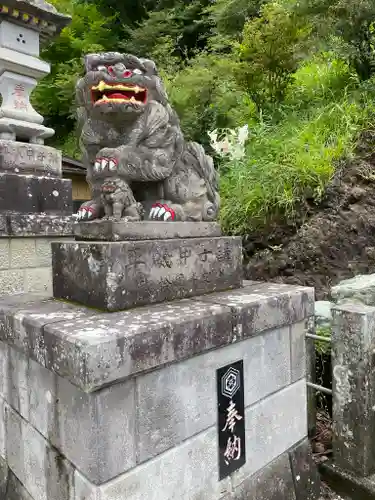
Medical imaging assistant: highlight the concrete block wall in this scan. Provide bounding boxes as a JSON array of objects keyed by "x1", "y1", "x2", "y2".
[
  {"x1": 0, "y1": 282, "x2": 316, "y2": 500},
  {"x1": 0, "y1": 237, "x2": 71, "y2": 296},
  {"x1": 0, "y1": 333, "x2": 308, "y2": 500}
]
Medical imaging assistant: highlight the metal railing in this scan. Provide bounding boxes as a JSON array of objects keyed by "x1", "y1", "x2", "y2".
[{"x1": 305, "y1": 332, "x2": 332, "y2": 396}]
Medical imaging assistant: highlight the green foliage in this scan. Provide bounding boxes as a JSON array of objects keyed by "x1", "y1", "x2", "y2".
[
  {"x1": 219, "y1": 56, "x2": 375, "y2": 234},
  {"x1": 296, "y1": 0, "x2": 375, "y2": 80},
  {"x1": 78, "y1": 0, "x2": 149, "y2": 35},
  {"x1": 166, "y1": 54, "x2": 256, "y2": 146},
  {"x1": 237, "y1": 1, "x2": 312, "y2": 105},
  {"x1": 206, "y1": 0, "x2": 263, "y2": 38},
  {"x1": 124, "y1": 0, "x2": 212, "y2": 63},
  {"x1": 284, "y1": 52, "x2": 358, "y2": 109},
  {"x1": 315, "y1": 326, "x2": 332, "y2": 355}
]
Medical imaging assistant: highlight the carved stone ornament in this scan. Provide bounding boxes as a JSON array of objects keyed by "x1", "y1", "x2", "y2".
[
  {"x1": 75, "y1": 52, "x2": 220, "y2": 223},
  {"x1": 0, "y1": 0, "x2": 71, "y2": 38}
]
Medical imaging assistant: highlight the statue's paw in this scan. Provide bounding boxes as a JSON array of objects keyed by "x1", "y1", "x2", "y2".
[
  {"x1": 76, "y1": 205, "x2": 97, "y2": 221},
  {"x1": 95, "y1": 148, "x2": 120, "y2": 173},
  {"x1": 149, "y1": 203, "x2": 176, "y2": 221},
  {"x1": 95, "y1": 156, "x2": 118, "y2": 173}
]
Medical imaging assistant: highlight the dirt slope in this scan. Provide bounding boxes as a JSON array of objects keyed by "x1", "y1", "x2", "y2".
[{"x1": 245, "y1": 131, "x2": 375, "y2": 300}]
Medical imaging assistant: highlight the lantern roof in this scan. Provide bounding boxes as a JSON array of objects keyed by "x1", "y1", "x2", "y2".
[{"x1": 0, "y1": 0, "x2": 71, "y2": 40}]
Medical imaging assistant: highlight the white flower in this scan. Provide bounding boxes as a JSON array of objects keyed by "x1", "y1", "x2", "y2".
[
  {"x1": 208, "y1": 130, "x2": 218, "y2": 143},
  {"x1": 208, "y1": 125, "x2": 249, "y2": 161},
  {"x1": 237, "y1": 124, "x2": 249, "y2": 146},
  {"x1": 220, "y1": 138, "x2": 230, "y2": 154}
]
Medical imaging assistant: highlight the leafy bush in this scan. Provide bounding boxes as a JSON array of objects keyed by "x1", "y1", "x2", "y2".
[
  {"x1": 165, "y1": 54, "x2": 256, "y2": 146},
  {"x1": 125, "y1": 0, "x2": 212, "y2": 63},
  {"x1": 285, "y1": 52, "x2": 358, "y2": 109},
  {"x1": 315, "y1": 325, "x2": 332, "y2": 355},
  {"x1": 206, "y1": 0, "x2": 263, "y2": 38},
  {"x1": 237, "y1": 1, "x2": 312, "y2": 106},
  {"x1": 296, "y1": 0, "x2": 375, "y2": 80},
  {"x1": 219, "y1": 56, "x2": 375, "y2": 234}
]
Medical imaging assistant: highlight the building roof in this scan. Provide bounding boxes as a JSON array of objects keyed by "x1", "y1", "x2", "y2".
[{"x1": 62, "y1": 156, "x2": 86, "y2": 176}]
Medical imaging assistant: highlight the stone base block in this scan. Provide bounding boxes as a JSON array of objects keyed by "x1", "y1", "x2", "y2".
[
  {"x1": 233, "y1": 439, "x2": 320, "y2": 500},
  {"x1": 0, "y1": 281, "x2": 313, "y2": 392},
  {"x1": 0, "y1": 213, "x2": 73, "y2": 237},
  {"x1": 331, "y1": 302, "x2": 375, "y2": 476},
  {"x1": 0, "y1": 282, "x2": 317, "y2": 499},
  {"x1": 52, "y1": 236, "x2": 242, "y2": 311},
  {"x1": 74, "y1": 220, "x2": 222, "y2": 241},
  {"x1": 0, "y1": 214, "x2": 74, "y2": 298},
  {"x1": 0, "y1": 173, "x2": 72, "y2": 214},
  {"x1": 320, "y1": 461, "x2": 375, "y2": 500},
  {"x1": 0, "y1": 140, "x2": 62, "y2": 176}
]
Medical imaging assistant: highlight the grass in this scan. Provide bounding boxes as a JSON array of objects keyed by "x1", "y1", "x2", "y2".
[
  {"x1": 315, "y1": 326, "x2": 332, "y2": 355},
  {"x1": 219, "y1": 54, "x2": 375, "y2": 235}
]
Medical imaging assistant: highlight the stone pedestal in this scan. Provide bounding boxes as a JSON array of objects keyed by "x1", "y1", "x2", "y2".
[
  {"x1": 0, "y1": 139, "x2": 73, "y2": 297},
  {"x1": 0, "y1": 139, "x2": 62, "y2": 175},
  {"x1": 23, "y1": 163, "x2": 318, "y2": 498},
  {"x1": 0, "y1": 213, "x2": 72, "y2": 296},
  {"x1": 0, "y1": 1, "x2": 73, "y2": 299},
  {"x1": 0, "y1": 140, "x2": 73, "y2": 297},
  {"x1": 0, "y1": 3, "x2": 320, "y2": 492},
  {"x1": 0, "y1": 281, "x2": 320, "y2": 500},
  {"x1": 0, "y1": 173, "x2": 72, "y2": 213},
  {"x1": 52, "y1": 228, "x2": 242, "y2": 311},
  {"x1": 73, "y1": 219, "x2": 223, "y2": 241}
]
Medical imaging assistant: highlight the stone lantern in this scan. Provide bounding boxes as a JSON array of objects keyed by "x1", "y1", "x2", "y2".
[
  {"x1": 0, "y1": 0, "x2": 73, "y2": 297},
  {"x1": 0, "y1": 0, "x2": 71, "y2": 143}
]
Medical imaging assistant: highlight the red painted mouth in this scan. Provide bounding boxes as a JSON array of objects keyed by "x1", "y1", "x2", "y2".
[
  {"x1": 102, "y1": 185, "x2": 116, "y2": 193},
  {"x1": 91, "y1": 81, "x2": 147, "y2": 105}
]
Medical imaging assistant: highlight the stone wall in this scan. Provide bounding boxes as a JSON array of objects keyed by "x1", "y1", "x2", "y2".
[
  {"x1": 0, "y1": 236, "x2": 67, "y2": 296},
  {"x1": 0, "y1": 282, "x2": 319, "y2": 500},
  {"x1": 0, "y1": 214, "x2": 73, "y2": 297}
]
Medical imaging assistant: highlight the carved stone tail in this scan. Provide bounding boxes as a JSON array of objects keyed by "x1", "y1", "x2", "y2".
[{"x1": 186, "y1": 141, "x2": 220, "y2": 220}]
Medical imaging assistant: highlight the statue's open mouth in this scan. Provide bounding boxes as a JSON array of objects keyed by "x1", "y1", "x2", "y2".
[
  {"x1": 91, "y1": 81, "x2": 147, "y2": 105},
  {"x1": 102, "y1": 185, "x2": 116, "y2": 193}
]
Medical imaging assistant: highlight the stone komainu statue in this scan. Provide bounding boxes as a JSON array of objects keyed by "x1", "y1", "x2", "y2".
[{"x1": 75, "y1": 52, "x2": 220, "y2": 222}]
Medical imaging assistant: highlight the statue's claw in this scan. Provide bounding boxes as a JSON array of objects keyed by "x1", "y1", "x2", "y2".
[
  {"x1": 76, "y1": 206, "x2": 96, "y2": 221},
  {"x1": 149, "y1": 203, "x2": 175, "y2": 221},
  {"x1": 94, "y1": 156, "x2": 118, "y2": 173}
]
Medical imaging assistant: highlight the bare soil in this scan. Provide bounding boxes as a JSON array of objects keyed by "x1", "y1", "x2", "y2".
[{"x1": 245, "y1": 131, "x2": 375, "y2": 299}]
